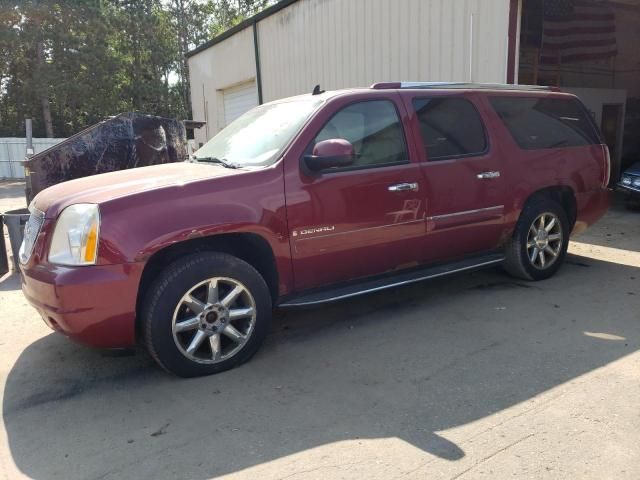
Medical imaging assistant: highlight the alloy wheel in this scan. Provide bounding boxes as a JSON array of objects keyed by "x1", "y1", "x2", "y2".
[
  {"x1": 171, "y1": 277, "x2": 256, "y2": 364},
  {"x1": 526, "y1": 212, "x2": 563, "y2": 270}
]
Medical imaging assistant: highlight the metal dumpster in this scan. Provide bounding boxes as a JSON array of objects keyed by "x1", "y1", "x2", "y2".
[{"x1": 23, "y1": 112, "x2": 188, "y2": 203}]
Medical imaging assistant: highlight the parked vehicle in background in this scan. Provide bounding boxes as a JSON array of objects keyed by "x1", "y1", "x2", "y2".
[
  {"x1": 19, "y1": 83, "x2": 610, "y2": 377},
  {"x1": 618, "y1": 162, "x2": 640, "y2": 209}
]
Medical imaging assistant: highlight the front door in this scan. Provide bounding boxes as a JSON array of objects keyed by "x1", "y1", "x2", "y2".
[
  {"x1": 402, "y1": 92, "x2": 507, "y2": 264},
  {"x1": 284, "y1": 95, "x2": 426, "y2": 291}
]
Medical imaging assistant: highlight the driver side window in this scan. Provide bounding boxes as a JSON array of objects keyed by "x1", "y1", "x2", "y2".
[{"x1": 312, "y1": 100, "x2": 408, "y2": 169}]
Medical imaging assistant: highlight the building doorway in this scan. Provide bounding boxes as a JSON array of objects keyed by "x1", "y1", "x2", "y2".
[{"x1": 518, "y1": 0, "x2": 640, "y2": 180}]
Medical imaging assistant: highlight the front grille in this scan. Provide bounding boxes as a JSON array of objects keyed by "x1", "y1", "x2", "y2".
[{"x1": 19, "y1": 208, "x2": 45, "y2": 264}]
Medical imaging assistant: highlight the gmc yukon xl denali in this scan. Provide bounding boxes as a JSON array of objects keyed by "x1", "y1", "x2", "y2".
[{"x1": 19, "y1": 83, "x2": 611, "y2": 377}]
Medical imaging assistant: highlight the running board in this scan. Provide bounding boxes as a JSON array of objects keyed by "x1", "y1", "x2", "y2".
[{"x1": 278, "y1": 253, "x2": 505, "y2": 308}]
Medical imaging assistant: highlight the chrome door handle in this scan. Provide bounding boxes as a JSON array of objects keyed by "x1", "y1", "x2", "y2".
[
  {"x1": 388, "y1": 182, "x2": 419, "y2": 192},
  {"x1": 477, "y1": 171, "x2": 501, "y2": 179}
]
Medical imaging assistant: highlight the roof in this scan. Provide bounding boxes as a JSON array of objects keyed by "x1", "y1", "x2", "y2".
[
  {"x1": 371, "y1": 82, "x2": 560, "y2": 92},
  {"x1": 186, "y1": 0, "x2": 301, "y2": 58}
]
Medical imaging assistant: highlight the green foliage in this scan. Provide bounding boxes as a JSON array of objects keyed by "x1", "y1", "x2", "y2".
[{"x1": 0, "y1": 0, "x2": 274, "y2": 137}]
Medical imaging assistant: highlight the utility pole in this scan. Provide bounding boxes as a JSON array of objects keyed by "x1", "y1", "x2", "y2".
[{"x1": 25, "y1": 119, "x2": 34, "y2": 158}]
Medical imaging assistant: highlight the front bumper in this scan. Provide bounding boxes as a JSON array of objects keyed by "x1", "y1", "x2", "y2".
[{"x1": 21, "y1": 262, "x2": 143, "y2": 348}]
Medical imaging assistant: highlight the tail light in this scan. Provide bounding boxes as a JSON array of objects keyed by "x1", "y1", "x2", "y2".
[{"x1": 602, "y1": 145, "x2": 611, "y2": 188}]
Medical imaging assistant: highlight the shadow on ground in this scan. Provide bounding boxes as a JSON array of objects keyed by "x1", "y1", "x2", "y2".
[{"x1": 3, "y1": 251, "x2": 639, "y2": 479}]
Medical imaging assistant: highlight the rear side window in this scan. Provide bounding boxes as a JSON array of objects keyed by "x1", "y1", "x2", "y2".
[
  {"x1": 489, "y1": 96, "x2": 601, "y2": 150},
  {"x1": 412, "y1": 97, "x2": 488, "y2": 161}
]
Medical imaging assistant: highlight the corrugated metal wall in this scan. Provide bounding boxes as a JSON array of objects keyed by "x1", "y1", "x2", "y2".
[
  {"x1": 258, "y1": 0, "x2": 512, "y2": 101},
  {"x1": 189, "y1": 0, "x2": 512, "y2": 143},
  {"x1": 189, "y1": 27, "x2": 257, "y2": 145},
  {"x1": 0, "y1": 138, "x2": 65, "y2": 179}
]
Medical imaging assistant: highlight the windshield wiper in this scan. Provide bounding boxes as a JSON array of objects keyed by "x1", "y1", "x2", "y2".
[{"x1": 193, "y1": 157, "x2": 240, "y2": 169}]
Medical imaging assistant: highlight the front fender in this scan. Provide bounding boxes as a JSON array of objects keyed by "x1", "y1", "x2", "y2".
[{"x1": 96, "y1": 166, "x2": 287, "y2": 261}]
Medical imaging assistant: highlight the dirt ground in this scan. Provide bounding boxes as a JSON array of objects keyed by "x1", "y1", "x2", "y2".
[{"x1": 1, "y1": 180, "x2": 639, "y2": 480}]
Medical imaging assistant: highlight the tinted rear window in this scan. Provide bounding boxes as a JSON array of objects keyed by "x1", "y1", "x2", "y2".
[
  {"x1": 413, "y1": 97, "x2": 488, "y2": 160},
  {"x1": 489, "y1": 96, "x2": 601, "y2": 150}
]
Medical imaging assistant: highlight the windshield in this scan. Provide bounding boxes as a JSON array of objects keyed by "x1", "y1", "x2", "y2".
[{"x1": 194, "y1": 97, "x2": 324, "y2": 168}]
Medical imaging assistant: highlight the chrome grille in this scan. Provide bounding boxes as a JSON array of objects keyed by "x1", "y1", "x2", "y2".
[{"x1": 19, "y1": 208, "x2": 45, "y2": 264}]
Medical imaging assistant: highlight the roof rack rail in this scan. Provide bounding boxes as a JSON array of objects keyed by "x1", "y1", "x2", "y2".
[{"x1": 370, "y1": 82, "x2": 560, "y2": 92}]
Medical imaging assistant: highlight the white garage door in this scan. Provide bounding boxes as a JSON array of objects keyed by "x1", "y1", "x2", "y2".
[{"x1": 223, "y1": 82, "x2": 258, "y2": 126}]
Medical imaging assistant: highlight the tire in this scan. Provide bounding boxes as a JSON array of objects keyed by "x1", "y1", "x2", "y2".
[
  {"x1": 503, "y1": 197, "x2": 570, "y2": 281},
  {"x1": 142, "y1": 252, "x2": 272, "y2": 377}
]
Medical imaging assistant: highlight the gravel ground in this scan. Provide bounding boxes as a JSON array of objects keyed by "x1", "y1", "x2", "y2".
[{"x1": 1, "y1": 181, "x2": 639, "y2": 480}]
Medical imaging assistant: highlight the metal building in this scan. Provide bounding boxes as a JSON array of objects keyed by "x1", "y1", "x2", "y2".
[
  {"x1": 188, "y1": 0, "x2": 516, "y2": 142},
  {"x1": 188, "y1": 0, "x2": 640, "y2": 179}
]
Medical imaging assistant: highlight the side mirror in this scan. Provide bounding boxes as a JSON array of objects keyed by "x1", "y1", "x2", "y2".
[{"x1": 302, "y1": 139, "x2": 355, "y2": 173}]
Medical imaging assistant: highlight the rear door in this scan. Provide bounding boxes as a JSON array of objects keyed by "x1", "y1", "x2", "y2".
[
  {"x1": 402, "y1": 92, "x2": 508, "y2": 263},
  {"x1": 284, "y1": 93, "x2": 427, "y2": 291}
]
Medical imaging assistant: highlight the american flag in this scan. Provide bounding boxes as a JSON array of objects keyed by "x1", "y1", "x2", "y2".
[{"x1": 541, "y1": 0, "x2": 618, "y2": 65}]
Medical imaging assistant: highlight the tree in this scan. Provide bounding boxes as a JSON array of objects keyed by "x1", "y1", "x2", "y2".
[
  {"x1": 167, "y1": 0, "x2": 274, "y2": 119},
  {"x1": 0, "y1": 0, "x2": 274, "y2": 138},
  {"x1": 0, "y1": 0, "x2": 123, "y2": 137},
  {"x1": 167, "y1": 0, "x2": 216, "y2": 119}
]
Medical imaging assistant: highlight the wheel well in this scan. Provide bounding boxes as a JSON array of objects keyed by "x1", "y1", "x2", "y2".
[
  {"x1": 136, "y1": 233, "x2": 279, "y2": 335},
  {"x1": 526, "y1": 186, "x2": 577, "y2": 227}
]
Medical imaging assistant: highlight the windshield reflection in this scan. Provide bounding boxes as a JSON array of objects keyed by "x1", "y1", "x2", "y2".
[{"x1": 195, "y1": 97, "x2": 324, "y2": 168}]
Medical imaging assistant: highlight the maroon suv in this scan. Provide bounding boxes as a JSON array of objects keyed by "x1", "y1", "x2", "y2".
[{"x1": 19, "y1": 83, "x2": 610, "y2": 377}]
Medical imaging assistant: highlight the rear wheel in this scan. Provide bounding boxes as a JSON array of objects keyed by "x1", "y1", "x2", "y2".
[
  {"x1": 142, "y1": 252, "x2": 271, "y2": 377},
  {"x1": 504, "y1": 198, "x2": 570, "y2": 281}
]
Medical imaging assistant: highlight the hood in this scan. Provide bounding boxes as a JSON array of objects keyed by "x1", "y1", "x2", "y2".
[{"x1": 33, "y1": 162, "x2": 239, "y2": 218}]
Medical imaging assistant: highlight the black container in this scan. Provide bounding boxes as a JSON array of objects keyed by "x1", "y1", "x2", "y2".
[
  {"x1": 23, "y1": 112, "x2": 188, "y2": 203},
  {"x1": 3, "y1": 208, "x2": 30, "y2": 271},
  {"x1": 0, "y1": 215, "x2": 8, "y2": 276}
]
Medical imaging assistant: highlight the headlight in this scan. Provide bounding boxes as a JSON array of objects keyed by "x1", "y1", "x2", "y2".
[
  {"x1": 18, "y1": 206, "x2": 45, "y2": 264},
  {"x1": 621, "y1": 175, "x2": 632, "y2": 186},
  {"x1": 49, "y1": 204, "x2": 100, "y2": 266},
  {"x1": 633, "y1": 178, "x2": 640, "y2": 188}
]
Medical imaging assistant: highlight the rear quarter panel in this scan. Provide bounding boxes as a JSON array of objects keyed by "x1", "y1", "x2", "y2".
[{"x1": 477, "y1": 92, "x2": 607, "y2": 232}]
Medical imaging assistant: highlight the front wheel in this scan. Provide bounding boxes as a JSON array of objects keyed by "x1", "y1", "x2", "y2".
[
  {"x1": 142, "y1": 252, "x2": 272, "y2": 377},
  {"x1": 504, "y1": 198, "x2": 570, "y2": 281}
]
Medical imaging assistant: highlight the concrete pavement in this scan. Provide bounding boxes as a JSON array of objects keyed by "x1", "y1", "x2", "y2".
[{"x1": 1, "y1": 181, "x2": 639, "y2": 479}]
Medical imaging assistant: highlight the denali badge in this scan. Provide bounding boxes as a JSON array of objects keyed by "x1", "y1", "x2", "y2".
[{"x1": 293, "y1": 226, "x2": 336, "y2": 237}]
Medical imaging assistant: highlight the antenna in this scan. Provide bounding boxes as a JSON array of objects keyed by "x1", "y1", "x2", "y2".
[{"x1": 312, "y1": 84, "x2": 325, "y2": 95}]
